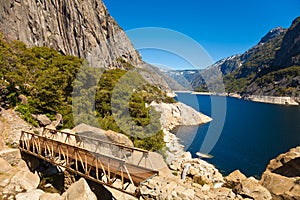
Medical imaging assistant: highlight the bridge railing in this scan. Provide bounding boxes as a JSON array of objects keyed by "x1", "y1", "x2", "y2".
[
  {"x1": 42, "y1": 127, "x2": 155, "y2": 169},
  {"x1": 19, "y1": 130, "x2": 158, "y2": 197}
]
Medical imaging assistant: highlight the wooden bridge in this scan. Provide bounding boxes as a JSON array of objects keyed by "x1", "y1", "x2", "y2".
[{"x1": 18, "y1": 128, "x2": 159, "y2": 197}]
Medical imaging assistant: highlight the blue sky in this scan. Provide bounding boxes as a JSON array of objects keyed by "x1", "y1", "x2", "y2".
[{"x1": 103, "y1": 0, "x2": 299, "y2": 69}]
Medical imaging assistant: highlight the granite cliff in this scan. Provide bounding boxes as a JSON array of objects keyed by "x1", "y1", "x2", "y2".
[
  {"x1": 0, "y1": 0, "x2": 141, "y2": 69},
  {"x1": 0, "y1": 0, "x2": 180, "y2": 92}
]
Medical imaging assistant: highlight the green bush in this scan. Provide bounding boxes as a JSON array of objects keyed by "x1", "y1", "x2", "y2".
[
  {"x1": 0, "y1": 34, "x2": 170, "y2": 152},
  {"x1": 16, "y1": 103, "x2": 39, "y2": 127}
]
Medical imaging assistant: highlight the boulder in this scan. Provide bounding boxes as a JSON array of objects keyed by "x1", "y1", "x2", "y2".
[
  {"x1": 260, "y1": 146, "x2": 300, "y2": 199},
  {"x1": 265, "y1": 146, "x2": 300, "y2": 176},
  {"x1": 50, "y1": 113, "x2": 63, "y2": 128},
  {"x1": 0, "y1": 157, "x2": 13, "y2": 174},
  {"x1": 4, "y1": 170, "x2": 40, "y2": 193},
  {"x1": 72, "y1": 123, "x2": 135, "y2": 158},
  {"x1": 234, "y1": 178, "x2": 272, "y2": 200},
  {"x1": 0, "y1": 148, "x2": 22, "y2": 166},
  {"x1": 177, "y1": 188, "x2": 195, "y2": 199},
  {"x1": 32, "y1": 114, "x2": 51, "y2": 126},
  {"x1": 0, "y1": 158, "x2": 18, "y2": 188},
  {"x1": 72, "y1": 123, "x2": 108, "y2": 141},
  {"x1": 104, "y1": 130, "x2": 134, "y2": 147},
  {"x1": 15, "y1": 189, "x2": 45, "y2": 200},
  {"x1": 261, "y1": 170, "x2": 300, "y2": 198},
  {"x1": 61, "y1": 178, "x2": 97, "y2": 200},
  {"x1": 210, "y1": 187, "x2": 238, "y2": 199},
  {"x1": 18, "y1": 94, "x2": 28, "y2": 105},
  {"x1": 224, "y1": 170, "x2": 247, "y2": 189},
  {"x1": 39, "y1": 193, "x2": 63, "y2": 200}
]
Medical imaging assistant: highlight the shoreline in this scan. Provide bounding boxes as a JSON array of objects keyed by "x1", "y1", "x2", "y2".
[{"x1": 176, "y1": 91, "x2": 299, "y2": 106}]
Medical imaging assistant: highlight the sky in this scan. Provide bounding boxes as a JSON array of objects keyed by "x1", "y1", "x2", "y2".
[{"x1": 103, "y1": 0, "x2": 300, "y2": 69}]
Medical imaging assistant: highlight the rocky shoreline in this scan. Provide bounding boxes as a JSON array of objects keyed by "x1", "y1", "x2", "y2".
[
  {"x1": 1, "y1": 106, "x2": 300, "y2": 199},
  {"x1": 176, "y1": 91, "x2": 300, "y2": 106}
]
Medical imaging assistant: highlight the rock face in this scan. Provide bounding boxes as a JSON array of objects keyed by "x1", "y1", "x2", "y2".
[
  {"x1": 224, "y1": 170, "x2": 247, "y2": 189},
  {"x1": 72, "y1": 123, "x2": 133, "y2": 146},
  {"x1": 0, "y1": 0, "x2": 141, "y2": 69},
  {"x1": 0, "y1": 150, "x2": 40, "y2": 200},
  {"x1": 150, "y1": 102, "x2": 212, "y2": 130},
  {"x1": 273, "y1": 17, "x2": 300, "y2": 68},
  {"x1": 105, "y1": 129, "x2": 134, "y2": 147},
  {"x1": 0, "y1": 109, "x2": 33, "y2": 145},
  {"x1": 72, "y1": 123, "x2": 133, "y2": 158},
  {"x1": 140, "y1": 176, "x2": 243, "y2": 200},
  {"x1": 260, "y1": 146, "x2": 300, "y2": 199},
  {"x1": 234, "y1": 178, "x2": 272, "y2": 200},
  {"x1": 32, "y1": 114, "x2": 52, "y2": 126}
]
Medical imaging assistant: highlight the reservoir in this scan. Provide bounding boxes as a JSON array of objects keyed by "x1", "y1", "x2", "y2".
[{"x1": 175, "y1": 92, "x2": 300, "y2": 177}]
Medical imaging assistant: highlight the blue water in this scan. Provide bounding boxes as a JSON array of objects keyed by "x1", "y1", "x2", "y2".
[{"x1": 174, "y1": 93, "x2": 300, "y2": 177}]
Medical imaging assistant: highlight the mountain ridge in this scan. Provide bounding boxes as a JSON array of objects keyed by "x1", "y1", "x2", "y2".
[{"x1": 189, "y1": 16, "x2": 300, "y2": 101}]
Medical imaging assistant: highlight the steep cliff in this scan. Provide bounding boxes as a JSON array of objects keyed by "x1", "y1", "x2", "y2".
[{"x1": 0, "y1": 0, "x2": 141, "y2": 68}]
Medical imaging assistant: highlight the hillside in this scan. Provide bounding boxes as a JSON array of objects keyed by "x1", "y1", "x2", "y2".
[
  {"x1": 0, "y1": 0, "x2": 140, "y2": 69},
  {"x1": 0, "y1": 0, "x2": 173, "y2": 92},
  {"x1": 191, "y1": 17, "x2": 300, "y2": 101}
]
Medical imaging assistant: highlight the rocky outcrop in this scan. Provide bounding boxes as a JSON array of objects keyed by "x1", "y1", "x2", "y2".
[
  {"x1": 148, "y1": 101, "x2": 223, "y2": 190},
  {"x1": 273, "y1": 17, "x2": 300, "y2": 68},
  {"x1": 222, "y1": 170, "x2": 272, "y2": 200},
  {"x1": 61, "y1": 178, "x2": 97, "y2": 200},
  {"x1": 140, "y1": 176, "x2": 244, "y2": 200},
  {"x1": 72, "y1": 123, "x2": 133, "y2": 146},
  {"x1": 168, "y1": 152, "x2": 224, "y2": 185},
  {"x1": 105, "y1": 130, "x2": 134, "y2": 147},
  {"x1": 150, "y1": 101, "x2": 212, "y2": 130},
  {"x1": 234, "y1": 178, "x2": 272, "y2": 200},
  {"x1": 0, "y1": 109, "x2": 33, "y2": 145},
  {"x1": 72, "y1": 123, "x2": 133, "y2": 158},
  {"x1": 0, "y1": 150, "x2": 40, "y2": 200},
  {"x1": 32, "y1": 114, "x2": 52, "y2": 126},
  {"x1": 224, "y1": 170, "x2": 247, "y2": 189},
  {"x1": 15, "y1": 189, "x2": 45, "y2": 200},
  {"x1": 39, "y1": 193, "x2": 62, "y2": 200},
  {"x1": 0, "y1": 0, "x2": 141, "y2": 69},
  {"x1": 260, "y1": 146, "x2": 300, "y2": 199}
]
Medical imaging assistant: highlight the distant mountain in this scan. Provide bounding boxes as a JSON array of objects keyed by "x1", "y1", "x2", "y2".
[
  {"x1": 160, "y1": 69, "x2": 202, "y2": 90},
  {"x1": 191, "y1": 16, "x2": 300, "y2": 99}
]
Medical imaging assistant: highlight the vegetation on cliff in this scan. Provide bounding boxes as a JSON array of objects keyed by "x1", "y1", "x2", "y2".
[
  {"x1": 0, "y1": 33, "x2": 83, "y2": 127},
  {"x1": 0, "y1": 34, "x2": 172, "y2": 151}
]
